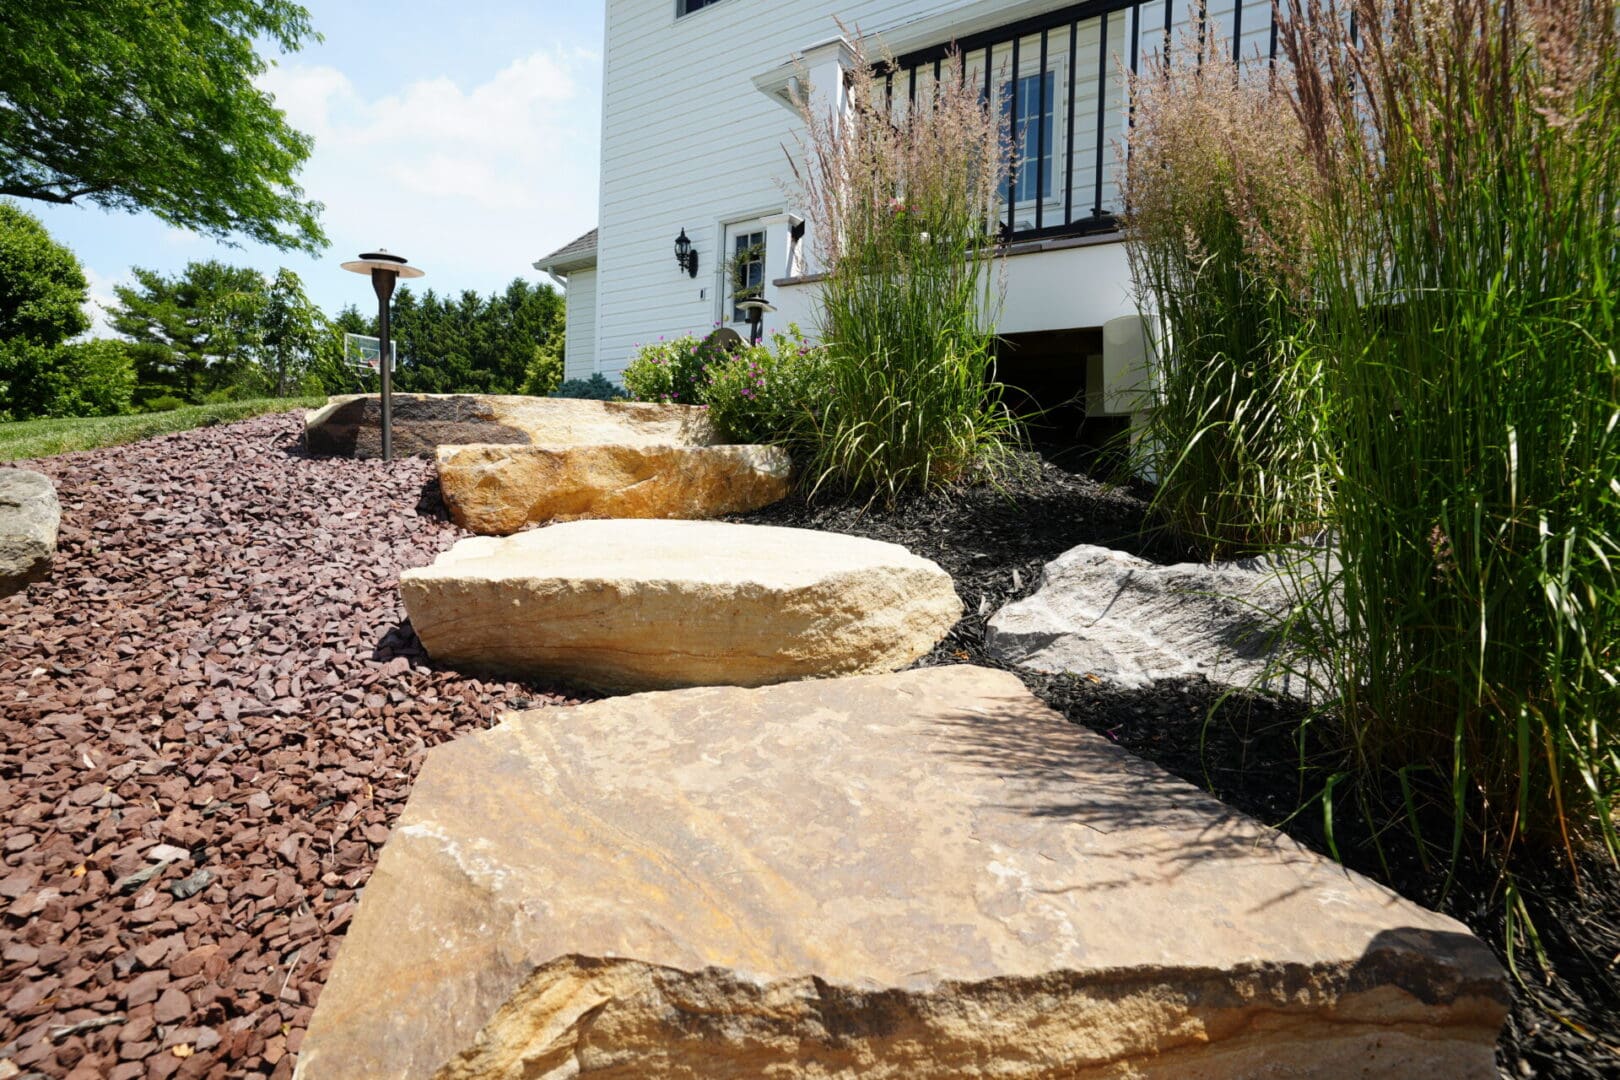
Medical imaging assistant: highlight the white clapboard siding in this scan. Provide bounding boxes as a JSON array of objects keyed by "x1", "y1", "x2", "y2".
[
  {"x1": 592, "y1": 0, "x2": 1278, "y2": 378},
  {"x1": 563, "y1": 269, "x2": 597, "y2": 382}
]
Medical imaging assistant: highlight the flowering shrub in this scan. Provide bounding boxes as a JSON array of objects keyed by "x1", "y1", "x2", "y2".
[
  {"x1": 701, "y1": 328, "x2": 824, "y2": 446},
  {"x1": 621, "y1": 334, "x2": 730, "y2": 405},
  {"x1": 623, "y1": 326, "x2": 824, "y2": 447}
]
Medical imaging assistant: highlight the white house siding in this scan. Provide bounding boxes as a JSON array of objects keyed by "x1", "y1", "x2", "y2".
[
  {"x1": 563, "y1": 269, "x2": 597, "y2": 382},
  {"x1": 592, "y1": 0, "x2": 1276, "y2": 379}
]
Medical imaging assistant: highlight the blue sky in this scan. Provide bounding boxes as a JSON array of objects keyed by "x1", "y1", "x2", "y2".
[{"x1": 25, "y1": 1, "x2": 604, "y2": 333}]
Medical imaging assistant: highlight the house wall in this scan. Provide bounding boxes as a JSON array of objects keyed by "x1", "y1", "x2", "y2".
[
  {"x1": 563, "y1": 269, "x2": 597, "y2": 382},
  {"x1": 592, "y1": 0, "x2": 1274, "y2": 380}
]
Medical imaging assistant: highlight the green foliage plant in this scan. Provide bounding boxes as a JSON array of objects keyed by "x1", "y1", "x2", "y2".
[
  {"x1": 0, "y1": 0, "x2": 326, "y2": 252},
  {"x1": 252, "y1": 268, "x2": 328, "y2": 396},
  {"x1": 375, "y1": 279, "x2": 564, "y2": 394},
  {"x1": 787, "y1": 37, "x2": 1019, "y2": 502},
  {"x1": 0, "y1": 201, "x2": 88, "y2": 347},
  {"x1": 550, "y1": 374, "x2": 624, "y2": 401},
  {"x1": 111, "y1": 260, "x2": 271, "y2": 402},
  {"x1": 520, "y1": 340, "x2": 564, "y2": 396},
  {"x1": 1121, "y1": 28, "x2": 1330, "y2": 559},
  {"x1": 1277, "y1": 0, "x2": 1620, "y2": 871},
  {"x1": 700, "y1": 328, "x2": 825, "y2": 446},
  {"x1": 621, "y1": 334, "x2": 728, "y2": 405},
  {"x1": 41, "y1": 339, "x2": 136, "y2": 418}
]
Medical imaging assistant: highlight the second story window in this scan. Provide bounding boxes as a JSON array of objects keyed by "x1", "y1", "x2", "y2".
[
  {"x1": 1003, "y1": 70, "x2": 1056, "y2": 204},
  {"x1": 677, "y1": 0, "x2": 723, "y2": 16}
]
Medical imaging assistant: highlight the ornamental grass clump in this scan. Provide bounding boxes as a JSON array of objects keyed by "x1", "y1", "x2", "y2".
[
  {"x1": 1278, "y1": 0, "x2": 1620, "y2": 871},
  {"x1": 788, "y1": 37, "x2": 1019, "y2": 502},
  {"x1": 1122, "y1": 26, "x2": 1331, "y2": 558}
]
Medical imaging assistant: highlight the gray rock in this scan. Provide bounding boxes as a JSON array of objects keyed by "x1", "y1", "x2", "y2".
[
  {"x1": 0, "y1": 469, "x2": 60, "y2": 598},
  {"x1": 296, "y1": 666, "x2": 1506, "y2": 1080},
  {"x1": 986, "y1": 543, "x2": 1318, "y2": 697}
]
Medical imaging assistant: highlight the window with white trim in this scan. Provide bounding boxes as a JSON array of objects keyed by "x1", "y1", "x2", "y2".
[{"x1": 727, "y1": 227, "x2": 765, "y2": 323}]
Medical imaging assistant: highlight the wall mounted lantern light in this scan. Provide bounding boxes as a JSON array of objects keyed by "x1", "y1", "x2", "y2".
[{"x1": 674, "y1": 228, "x2": 698, "y2": 278}]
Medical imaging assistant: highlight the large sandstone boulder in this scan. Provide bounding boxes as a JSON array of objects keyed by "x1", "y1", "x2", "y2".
[
  {"x1": 435, "y1": 442, "x2": 791, "y2": 535},
  {"x1": 987, "y1": 543, "x2": 1318, "y2": 697},
  {"x1": 296, "y1": 666, "x2": 1507, "y2": 1080},
  {"x1": 304, "y1": 394, "x2": 715, "y2": 459},
  {"x1": 399, "y1": 519, "x2": 959, "y2": 691},
  {"x1": 0, "y1": 469, "x2": 60, "y2": 598}
]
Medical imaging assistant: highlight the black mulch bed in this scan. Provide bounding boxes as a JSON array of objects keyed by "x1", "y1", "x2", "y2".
[{"x1": 732, "y1": 451, "x2": 1620, "y2": 1080}]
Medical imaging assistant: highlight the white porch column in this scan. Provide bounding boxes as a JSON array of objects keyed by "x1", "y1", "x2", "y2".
[
  {"x1": 758, "y1": 212, "x2": 805, "y2": 340},
  {"x1": 787, "y1": 38, "x2": 854, "y2": 280}
]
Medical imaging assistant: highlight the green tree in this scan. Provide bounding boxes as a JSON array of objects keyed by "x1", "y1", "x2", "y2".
[
  {"x1": 253, "y1": 268, "x2": 327, "y2": 396},
  {"x1": 43, "y1": 339, "x2": 137, "y2": 417},
  {"x1": 110, "y1": 261, "x2": 268, "y2": 401},
  {"x1": 0, "y1": 200, "x2": 90, "y2": 417},
  {"x1": 0, "y1": 0, "x2": 326, "y2": 253},
  {"x1": 520, "y1": 340, "x2": 564, "y2": 396},
  {"x1": 385, "y1": 278, "x2": 564, "y2": 394},
  {"x1": 0, "y1": 201, "x2": 87, "y2": 346}
]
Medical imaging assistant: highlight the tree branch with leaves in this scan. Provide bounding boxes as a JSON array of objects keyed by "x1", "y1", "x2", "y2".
[{"x1": 0, "y1": 0, "x2": 328, "y2": 253}]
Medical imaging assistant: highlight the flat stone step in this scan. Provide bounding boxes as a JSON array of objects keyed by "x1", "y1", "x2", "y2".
[
  {"x1": 296, "y1": 666, "x2": 1507, "y2": 1080},
  {"x1": 435, "y1": 442, "x2": 792, "y2": 535},
  {"x1": 399, "y1": 519, "x2": 961, "y2": 691},
  {"x1": 305, "y1": 393, "x2": 715, "y2": 459}
]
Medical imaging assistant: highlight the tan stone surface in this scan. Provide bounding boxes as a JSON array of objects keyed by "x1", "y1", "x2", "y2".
[
  {"x1": 296, "y1": 666, "x2": 1507, "y2": 1080},
  {"x1": 398, "y1": 519, "x2": 961, "y2": 691},
  {"x1": 304, "y1": 394, "x2": 715, "y2": 458},
  {"x1": 435, "y1": 442, "x2": 792, "y2": 535}
]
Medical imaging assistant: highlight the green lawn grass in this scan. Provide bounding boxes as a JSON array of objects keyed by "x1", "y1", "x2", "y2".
[{"x1": 0, "y1": 397, "x2": 322, "y2": 462}]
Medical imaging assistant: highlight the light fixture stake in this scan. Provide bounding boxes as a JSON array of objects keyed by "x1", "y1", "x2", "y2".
[{"x1": 340, "y1": 249, "x2": 425, "y2": 460}]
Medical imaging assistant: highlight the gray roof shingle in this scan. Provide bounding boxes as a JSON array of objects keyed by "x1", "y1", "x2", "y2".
[{"x1": 533, "y1": 228, "x2": 598, "y2": 273}]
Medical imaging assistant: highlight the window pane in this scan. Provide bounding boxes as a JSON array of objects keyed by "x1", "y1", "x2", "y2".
[
  {"x1": 731, "y1": 231, "x2": 764, "y2": 322},
  {"x1": 1000, "y1": 71, "x2": 1054, "y2": 206}
]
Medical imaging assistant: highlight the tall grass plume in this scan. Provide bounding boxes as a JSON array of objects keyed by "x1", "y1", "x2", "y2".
[
  {"x1": 787, "y1": 33, "x2": 1019, "y2": 502},
  {"x1": 1122, "y1": 22, "x2": 1331, "y2": 558}
]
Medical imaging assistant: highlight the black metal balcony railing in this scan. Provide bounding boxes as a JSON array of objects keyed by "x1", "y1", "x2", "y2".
[{"x1": 884, "y1": 0, "x2": 1278, "y2": 243}]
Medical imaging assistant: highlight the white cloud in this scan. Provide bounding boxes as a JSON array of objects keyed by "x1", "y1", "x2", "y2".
[
  {"x1": 79, "y1": 266, "x2": 126, "y2": 340},
  {"x1": 250, "y1": 49, "x2": 600, "y2": 303},
  {"x1": 260, "y1": 48, "x2": 599, "y2": 218}
]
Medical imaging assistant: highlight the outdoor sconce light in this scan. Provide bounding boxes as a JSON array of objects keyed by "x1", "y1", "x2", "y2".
[
  {"x1": 340, "y1": 248, "x2": 425, "y2": 462},
  {"x1": 674, "y1": 228, "x2": 699, "y2": 278}
]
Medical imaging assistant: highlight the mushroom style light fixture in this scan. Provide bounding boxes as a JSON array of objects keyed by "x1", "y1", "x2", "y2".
[
  {"x1": 673, "y1": 228, "x2": 698, "y2": 278},
  {"x1": 736, "y1": 293, "x2": 776, "y2": 347},
  {"x1": 340, "y1": 249, "x2": 425, "y2": 462}
]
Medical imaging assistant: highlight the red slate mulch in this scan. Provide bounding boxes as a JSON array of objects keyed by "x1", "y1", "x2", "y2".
[{"x1": 0, "y1": 411, "x2": 581, "y2": 1079}]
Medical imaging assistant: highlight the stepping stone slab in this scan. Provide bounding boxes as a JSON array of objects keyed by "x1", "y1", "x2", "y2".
[
  {"x1": 295, "y1": 665, "x2": 1507, "y2": 1080},
  {"x1": 399, "y1": 519, "x2": 960, "y2": 691},
  {"x1": 305, "y1": 394, "x2": 715, "y2": 459},
  {"x1": 0, "y1": 469, "x2": 60, "y2": 598},
  {"x1": 987, "y1": 542, "x2": 1316, "y2": 697},
  {"x1": 435, "y1": 442, "x2": 792, "y2": 535}
]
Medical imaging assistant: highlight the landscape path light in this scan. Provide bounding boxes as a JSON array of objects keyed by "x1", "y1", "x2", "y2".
[
  {"x1": 340, "y1": 249, "x2": 425, "y2": 461},
  {"x1": 737, "y1": 294, "x2": 776, "y2": 346}
]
